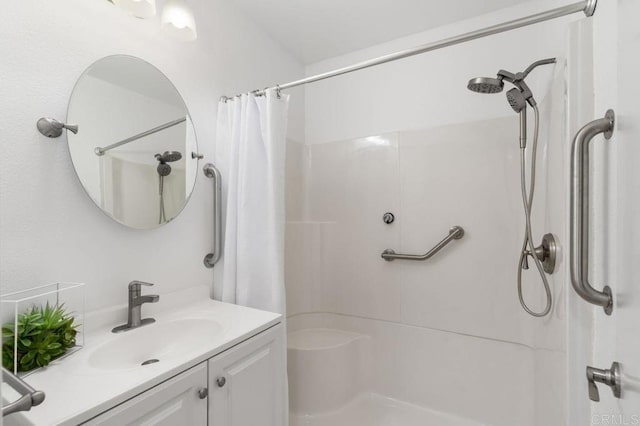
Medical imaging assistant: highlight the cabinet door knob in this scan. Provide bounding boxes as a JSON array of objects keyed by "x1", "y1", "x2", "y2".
[
  {"x1": 216, "y1": 377, "x2": 226, "y2": 387},
  {"x1": 198, "y1": 388, "x2": 208, "y2": 399}
]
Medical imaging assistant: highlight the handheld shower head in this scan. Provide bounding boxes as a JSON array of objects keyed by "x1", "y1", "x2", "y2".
[
  {"x1": 506, "y1": 88, "x2": 527, "y2": 113},
  {"x1": 157, "y1": 162, "x2": 172, "y2": 177},
  {"x1": 467, "y1": 77, "x2": 504, "y2": 94}
]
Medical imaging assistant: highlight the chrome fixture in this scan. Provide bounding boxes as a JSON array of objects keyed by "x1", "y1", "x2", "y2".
[
  {"x1": 587, "y1": 362, "x2": 621, "y2": 402},
  {"x1": 112, "y1": 281, "x2": 160, "y2": 333},
  {"x1": 468, "y1": 58, "x2": 557, "y2": 317},
  {"x1": 570, "y1": 110, "x2": 615, "y2": 314},
  {"x1": 2, "y1": 367, "x2": 45, "y2": 417},
  {"x1": 522, "y1": 233, "x2": 557, "y2": 274},
  {"x1": 222, "y1": 1, "x2": 597, "y2": 99},
  {"x1": 382, "y1": 212, "x2": 395, "y2": 224},
  {"x1": 94, "y1": 117, "x2": 186, "y2": 156},
  {"x1": 203, "y1": 163, "x2": 222, "y2": 268},
  {"x1": 156, "y1": 151, "x2": 183, "y2": 224},
  {"x1": 382, "y1": 226, "x2": 464, "y2": 261},
  {"x1": 36, "y1": 117, "x2": 78, "y2": 138},
  {"x1": 192, "y1": 152, "x2": 204, "y2": 160}
]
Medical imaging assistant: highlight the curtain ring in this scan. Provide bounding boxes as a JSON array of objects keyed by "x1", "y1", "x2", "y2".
[{"x1": 275, "y1": 86, "x2": 282, "y2": 99}]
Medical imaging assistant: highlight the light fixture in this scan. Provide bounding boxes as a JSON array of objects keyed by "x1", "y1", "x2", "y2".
[
  {"x1": 161, "y1": 0, "x2": 197, "y2": 41},
  {"x1": 112, "y1": 0, "x2": 157, "y2": 18}
]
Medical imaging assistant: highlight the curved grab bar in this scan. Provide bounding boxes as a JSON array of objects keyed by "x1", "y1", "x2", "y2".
[
  {"x1": 2, "y1": 367, "x2": 45, "y2": 417},
  {"x1": 382, "y1": 226, "x2": 465, "y2": 261},
  {"x1": 570, "y1": 110, "x2": 615, "y2": 314},
  {"x1": 203, "y1": 163, "x2": 222, "y2": 268}
]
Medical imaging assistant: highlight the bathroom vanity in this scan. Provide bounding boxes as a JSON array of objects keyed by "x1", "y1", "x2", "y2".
[{"x1": 3, "y1": 287, "x2": 284, "y2": 425}]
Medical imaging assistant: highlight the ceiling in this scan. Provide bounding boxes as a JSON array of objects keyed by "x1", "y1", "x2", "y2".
[{"x1": 233, "y1": 0, "x2": 532, "y2": 64}]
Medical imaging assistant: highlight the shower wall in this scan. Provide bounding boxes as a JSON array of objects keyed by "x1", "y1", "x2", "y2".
[{"x1": 285, "y1": 2, "x2": 588, "y2": 425}]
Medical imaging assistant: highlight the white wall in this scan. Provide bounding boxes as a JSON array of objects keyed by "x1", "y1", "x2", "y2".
[
  {"x1": 0, "y1": 0, "x2": 305, "y2": 312},
  {"x1": 591, "y1": 0, "x2": 640, "y2": 422},
  {"x1": 303, "y1": 0, "x2": 578, "y2": 144},
  {"x1": 285, "y1": 1, "x2": 594, "y2": 424}
]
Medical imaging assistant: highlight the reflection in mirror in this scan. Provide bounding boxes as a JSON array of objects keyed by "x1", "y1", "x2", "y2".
[{"x1": 67, "y1": 55, "x2": 198, "y2": 229}]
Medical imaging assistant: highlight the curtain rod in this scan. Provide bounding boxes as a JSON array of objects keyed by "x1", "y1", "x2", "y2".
[
  {"x1": 222, "y1": 0, "x2": 596, "y2": 101},
  {"x1": 94, "y1": 117, "x2": 186, "y2": 156}
]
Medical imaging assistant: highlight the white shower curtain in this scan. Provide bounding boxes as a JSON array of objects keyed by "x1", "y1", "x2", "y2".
[{"x1": 215, "y1": 89, "x2": 289, "y2": 315}]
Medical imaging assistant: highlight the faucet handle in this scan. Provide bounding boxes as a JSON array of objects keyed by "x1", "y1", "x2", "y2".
[
  {"x1": 129, "y1": 281, "x2": 155, "y2": 291},
  {"x1": 587, "y1": 376, "x2": 600, "y2": 402},
  {"x1": 586, "y1": 362, "x2": 621, "y2": 402}
]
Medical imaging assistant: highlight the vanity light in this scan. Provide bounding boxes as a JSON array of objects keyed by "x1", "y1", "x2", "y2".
[
  {"x1": 160, "y1": 0, "x2": 197, "y2": 41},
  {"x1": 112, "y1": 0, "x2": 157, "y2": 18}
]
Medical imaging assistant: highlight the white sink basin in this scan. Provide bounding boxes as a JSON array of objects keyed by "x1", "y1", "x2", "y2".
[{"x1": 88, "y1": 318, "x2": 222, "y2": 371}]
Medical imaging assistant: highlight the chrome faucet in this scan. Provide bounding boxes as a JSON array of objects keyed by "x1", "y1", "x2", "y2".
[{"x1": 112, "y1": 281, "x2": 160, "y2": 333}]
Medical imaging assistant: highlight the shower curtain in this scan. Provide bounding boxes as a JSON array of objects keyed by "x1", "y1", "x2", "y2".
[{"x1": 215, "y1": 89, "x2": 289, "y2": 315}]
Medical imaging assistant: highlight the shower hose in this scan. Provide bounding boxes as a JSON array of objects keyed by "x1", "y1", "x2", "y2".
[
  {"x1": 517, "y1": 104, "x2": 552, "y2": 317},
  {"x1": 159, "y1": 175, "x2": 166, "y2": 224}
]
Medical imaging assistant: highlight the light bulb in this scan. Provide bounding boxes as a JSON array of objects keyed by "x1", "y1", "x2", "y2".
[
  {"x1": 161, "y1": 0, "x2": 197, "y2": 41},
  {"x1": 112, "y1": 0, "x2": 156, "y2": 18}
]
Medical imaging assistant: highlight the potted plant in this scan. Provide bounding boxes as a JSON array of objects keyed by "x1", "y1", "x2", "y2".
[{"x1": 2, "y1": 303, "x2": 79, "y2": 372}]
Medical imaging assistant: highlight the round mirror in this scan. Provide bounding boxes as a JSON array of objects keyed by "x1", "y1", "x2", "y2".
[{"x1": 67, "y1": 55, "x2": 198, "y2": 229}]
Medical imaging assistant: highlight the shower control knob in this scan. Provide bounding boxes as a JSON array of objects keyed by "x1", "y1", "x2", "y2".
[
  {"x1": 383, "y1": 212, "x2": 395, "y2": 224},
  {"x1": 216, "y1": 377, "x2": 226, "y2": 388}
]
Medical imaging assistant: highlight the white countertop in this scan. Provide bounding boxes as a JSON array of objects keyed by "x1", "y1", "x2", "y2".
[{"x1": 3, "y1": 287, "x2": 281, "y2": 425}]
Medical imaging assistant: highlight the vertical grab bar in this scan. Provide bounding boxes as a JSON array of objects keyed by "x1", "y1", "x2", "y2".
[
  {"x1": 2, "y1": 367, "x2": 46, "y2": 416},
  {"x1": 203, "y1": 163, "x2": 222, "y2": 268},
  {"x1": 570, "y1": 110, "x2": 615, "y2": 314}
]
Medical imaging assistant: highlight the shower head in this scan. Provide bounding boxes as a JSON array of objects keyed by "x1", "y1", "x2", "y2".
[
  {"x1": 155, "y1": 151, "x2": 181, "y2": 177},
  {"x1": 467, "y1": 77, "x2": 504, "y2": 94},
  {"x1": 467, "y1": 58, "x2": 556, "y2": 110},
  {"x1": 158, "y1": 151, "x2": 182, "y2": 162},
  {"x1": 157, "y1": 162, "x2": 172, "y2": 177},
  {"x1": 506, "y1": 88, "x2": 527, "y2": 113}
]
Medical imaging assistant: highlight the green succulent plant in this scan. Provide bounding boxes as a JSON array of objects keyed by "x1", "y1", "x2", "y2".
[{"x1": 2, "y1": 303, "x2": 79, "y2": 372}]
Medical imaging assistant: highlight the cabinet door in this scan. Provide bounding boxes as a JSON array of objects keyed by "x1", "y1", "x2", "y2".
[
  {"x1": 209, "y1": 324, "x2": 284, "y2": 426},
  {"x1": 85, "y1": 363, "x2": 208, "y2": 426}
]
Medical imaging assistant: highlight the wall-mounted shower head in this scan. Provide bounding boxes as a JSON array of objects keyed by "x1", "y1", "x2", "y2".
[
  {"x1": 506, "y1": 88, "x2": 527, "y2": 113},
  {"x1": 467, "y1": 77, "x2": 504, "y2": 94},
  {"x1": 157, "y1": 151, "x2": 182, "y2": 163}
]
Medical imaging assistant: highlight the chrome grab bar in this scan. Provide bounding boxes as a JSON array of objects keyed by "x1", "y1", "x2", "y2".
[
  {"x1": 203, "y1": 163, "x2": 222, "y2": 268},
  {"x1": 381, "y1": 226, "x2": 465, "y2": 261},
  {"x1": 2, "y1": 367, "x2": 45, "y2": 417},
  {"x1": 570, "y1": 110, "x2": 615, "y2": 314}
]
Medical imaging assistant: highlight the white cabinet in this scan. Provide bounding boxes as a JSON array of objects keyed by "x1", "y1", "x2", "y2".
[
  {"x1": 83, "y1": 324, "x2": 284, "y2": 426},
  {"x1": 209, "y1": 325, "x2": 285, "y2": 426},
  {"x1": 85, "y1": 363, "x2": 208, "y2": 425}
]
